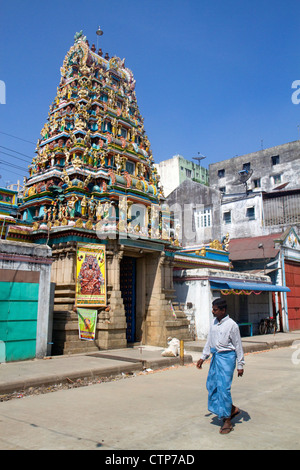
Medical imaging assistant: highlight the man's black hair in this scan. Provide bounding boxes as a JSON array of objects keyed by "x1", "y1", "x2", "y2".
[{"x1": 212, "y1": 298, "x2": 227, "y2": 311}]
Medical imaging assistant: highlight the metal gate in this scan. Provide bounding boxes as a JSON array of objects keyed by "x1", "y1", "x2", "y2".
[
  {"x1": 0, "y1": 281, "x2": 39, "y2": 362},
  {"x1": 285, "y1": 261, "x2": 300, "y2": 330},
  {"x1": 120, "y1": 256, "x2": 136, "y2": 343}
]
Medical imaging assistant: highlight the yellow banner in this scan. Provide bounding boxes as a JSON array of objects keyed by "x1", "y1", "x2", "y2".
[
  {"x1": 77, "y1": 308, "x2": 97, "y2": 341},
  {"x1": 76, "y1": 243, "x2": 106, "y2": 307}
]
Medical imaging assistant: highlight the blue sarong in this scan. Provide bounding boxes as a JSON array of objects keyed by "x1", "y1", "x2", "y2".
[{"x1": 206, "y1": 348, "x2": 237, "y2": 419}]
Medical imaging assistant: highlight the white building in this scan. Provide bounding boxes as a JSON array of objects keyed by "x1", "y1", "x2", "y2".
[
  {"x1": 154, "y1": 154, "x2": 209, "y2": 197},
  {"x1": 173, "y1": 267, "x2": 290, "y2": 339}
]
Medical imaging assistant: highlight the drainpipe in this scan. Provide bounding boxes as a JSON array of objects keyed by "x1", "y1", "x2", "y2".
[
  {"x1": 274, "y1": 291, "x2": 280, "y2": 331},
  {"x1": 281, "y1": 251, "x2": 289, "y2": 332},
  {"x1": 0, "y1": 219, "x2": 5, "y2": 239}
]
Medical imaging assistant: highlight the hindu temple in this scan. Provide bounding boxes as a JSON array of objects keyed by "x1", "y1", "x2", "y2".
[{"x1": 18, "y1": 31, "x2": 191, "y2": 354}]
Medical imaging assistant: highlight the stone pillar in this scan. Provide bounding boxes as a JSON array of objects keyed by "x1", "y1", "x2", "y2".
[
  {"x1": 144, "y1": 252, "x2": 171, "y2": 346},
  {"x1": 145, "y1": 252, "x2": 192, "y2": 347},
  {"x1": 96, "y1": 241, "x2": 127, "y2": 349},
  {"x1": 51, "y1": 242, "x2": 81, "y2": 355}
]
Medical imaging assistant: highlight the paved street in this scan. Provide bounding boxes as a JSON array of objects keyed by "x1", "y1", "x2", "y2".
[{"x1": 0, "y1": 346, "x2": 300, "y2": 451}]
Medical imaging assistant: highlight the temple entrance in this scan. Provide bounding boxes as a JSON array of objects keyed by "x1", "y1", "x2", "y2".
[{"x1": 120, "y1": 256, "x2": 137, "y2": 343}]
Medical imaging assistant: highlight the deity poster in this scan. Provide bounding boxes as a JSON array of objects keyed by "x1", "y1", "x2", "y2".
[
  {"x1": 77, "y1": 308, "x2": 97, "y2": 341},
  {"x1": 76, "y1": 243, "x2": 106, "y2": 307}
]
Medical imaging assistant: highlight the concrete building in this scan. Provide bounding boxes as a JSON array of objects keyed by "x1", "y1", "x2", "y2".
[
  {"x1": 229, "y1": 227, "x2": 300, "y2": 332},
  {"x1": 218, "y1": 187, "x2": 300, "y2": 241},
  {"x1": 166, "y1": 179, "x2": 221, "y2": 246},
  {"x1": 209, "y1": 140, "x2": 300, "y2": 195},
  {"x1": 154, "y1": 154, "x2": 209, "y2": 197},
  {"x1": 164, "y1": 141, "x2": 300, "y2": 246}
]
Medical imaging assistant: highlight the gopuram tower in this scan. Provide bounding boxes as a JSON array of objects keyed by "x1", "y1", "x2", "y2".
[{"x1": 19, "y1": 31, "x2": 191, "y2": 354}]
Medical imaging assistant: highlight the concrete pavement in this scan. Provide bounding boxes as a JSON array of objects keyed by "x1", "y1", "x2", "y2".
[
  {"x1": 1, "y1": 346, "x2": 300, "y2": 450},
  {"x1": 0, "y1": 330, "x2": 300, "y2": 396}
]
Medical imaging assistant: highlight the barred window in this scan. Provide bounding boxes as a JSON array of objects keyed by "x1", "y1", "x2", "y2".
[{"x1": 263, "y1": 193, "x2": 300, "y2": 226}]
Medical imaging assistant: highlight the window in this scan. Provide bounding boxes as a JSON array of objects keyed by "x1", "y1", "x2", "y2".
[
  {"x1": 219, "y1": 186, "x2": 226, "y2": 194},
  {"x1": 246, "y1": 207, "x2": 255, "y2": 220},
  {"x1": 185, "y1": 168, "x2": 192, "y2": 178},
  {"x1": 243, "y1": 162, "x2": 251, "y2": 171},
  {"x1": 126, "y1": 160, "x2": 135, "y2": 174},
  {"x1": 223, "y1": 211, "x2": 231, "y2": 224},
  {"x1": 253, "y1": 178, "x2": 261, "y2": 188},
  {"x1": 271, "y1": 155, "x2": 280, "y2": 165},
  {"x1": 273, "y1": 174, "x2": 281, "y2": 185},
  {"x1": 194, "y1": 207, "x2": 212, "y2": 229},
  {"x1": 218, "y1": 169, "x2": 225, "y2": 178}
]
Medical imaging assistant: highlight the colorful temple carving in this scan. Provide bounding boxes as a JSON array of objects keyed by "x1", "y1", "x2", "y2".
[
  {"x1": 20, "y1": 31, "x2": 172, "y2": 242},
  {"x1": 15, "y1": 32, "x2": 191, "y2": 354}
]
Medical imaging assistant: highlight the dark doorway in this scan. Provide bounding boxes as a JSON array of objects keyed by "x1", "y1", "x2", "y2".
[{"x1": 120, "y1": 256, "x2": 137, "y2": 343}]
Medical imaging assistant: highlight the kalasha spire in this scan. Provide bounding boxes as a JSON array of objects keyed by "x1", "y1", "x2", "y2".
[{"x1": 19, "y1": 31, "x2": 174, "y2": 242}]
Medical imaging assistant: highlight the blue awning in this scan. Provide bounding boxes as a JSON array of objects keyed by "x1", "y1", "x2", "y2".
[{"x1": 210, "y1": 280, "x2": 290, "y2": 293}]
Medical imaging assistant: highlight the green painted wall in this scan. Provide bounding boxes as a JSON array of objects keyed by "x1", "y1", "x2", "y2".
[{"x1": 0, "y1": 281, "x2": 39, "y2": 362}]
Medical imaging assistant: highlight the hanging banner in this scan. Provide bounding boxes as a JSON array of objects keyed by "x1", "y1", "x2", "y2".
[
  {"x1": 221, "y1": 289, "x2": 262, "y2": 296},
  {"x1": 76, "y1": 243, "x2": 106, "y2": 307},
  {"x1": 77, "y1": 308, "x2": 97, "y2": 341}
]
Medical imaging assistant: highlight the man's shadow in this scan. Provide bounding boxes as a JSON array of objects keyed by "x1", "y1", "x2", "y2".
[{"x1": 206, "y1": 409, "x2": 251, "y2": 430}]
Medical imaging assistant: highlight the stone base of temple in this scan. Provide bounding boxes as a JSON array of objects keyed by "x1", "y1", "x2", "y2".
[
  {"x1": 51, "y1": 310, "x2": 99, "y2": 355},
  {"x1": 51, "y1": 288, "x2": 193, "y2": 355},
  {"x1": 49, "y1": 240, "x2": 192, "y2": 355},
  {"x1": 51, "y1": 285, "x2": 128, "y2": 354}
]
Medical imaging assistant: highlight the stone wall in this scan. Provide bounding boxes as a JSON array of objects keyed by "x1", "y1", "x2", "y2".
[
  {"x1": 50, "y1": 240, "x2": 192, "y2": 354},
  {"x1": 0, "y1": 240, "x2": 52, "y2": 360}
]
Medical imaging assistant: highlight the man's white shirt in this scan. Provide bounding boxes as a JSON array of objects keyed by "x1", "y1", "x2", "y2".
[{"x1": 201, "y1": 315, "x2": 245, "y2": 369}]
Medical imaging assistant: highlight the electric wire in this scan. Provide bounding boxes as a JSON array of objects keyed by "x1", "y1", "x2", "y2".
[
  {"x1": 0, "y1": 144, "x2": 32, "y2": 181},
  {"x1": 0, "y1": 160, "x2": 28, "y2": 172},
  {"x1": 0, "y1": 136, "x2": 33, "y2": 183},
  {"x1": 0, "y1": 145, "x2": 33, "y2": 159},
  {"x1": 0, "y1": 150, "x2": 31, "y2": 164},
  {"x1": 0, "y1": 131, "x2": 36, "y2": 145},
  {"x1": 1, "y1": 167, "x2": 25, "y2": 178}
]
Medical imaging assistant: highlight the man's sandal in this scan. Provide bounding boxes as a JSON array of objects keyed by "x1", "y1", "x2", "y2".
[{"x1": 220, "y1": 423, "x2": 233, "y2": 434}]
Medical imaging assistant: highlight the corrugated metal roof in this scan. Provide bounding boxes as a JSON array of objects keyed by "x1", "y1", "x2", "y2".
[{"x1": 229, "y1": 233, "x2": 282, "y2": 261}]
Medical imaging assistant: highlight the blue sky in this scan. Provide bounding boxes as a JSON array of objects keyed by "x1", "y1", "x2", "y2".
[{"x1": 1, "y1": 0, "x2": 300, "y2": 186}]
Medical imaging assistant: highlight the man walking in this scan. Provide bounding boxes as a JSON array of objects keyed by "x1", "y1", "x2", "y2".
[{"x1": 197, "y1": 298, "x2": 244, "y2": 434}]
